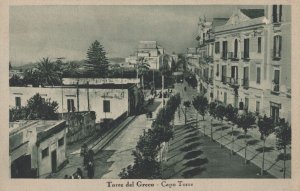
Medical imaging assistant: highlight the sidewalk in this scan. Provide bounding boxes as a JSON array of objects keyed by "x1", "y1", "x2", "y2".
[{"x1": 175, "y1": 83, "x2": 291, "y2": 178}]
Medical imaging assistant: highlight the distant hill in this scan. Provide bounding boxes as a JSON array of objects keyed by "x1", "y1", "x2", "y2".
[{"x1": 12, "y1": 57, "x2": 125, "y2": 71}]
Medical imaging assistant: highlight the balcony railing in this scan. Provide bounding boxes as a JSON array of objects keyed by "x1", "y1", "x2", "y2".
[
  {"x1": 242, "y1": 78, "x2": 249, "y2": 88},
  {"x1": 272, "y1": 49, "x2": 281, "y2": 61},
  {"x1": 209, "y1": 77, "x2": 214, "y2": 85},
  {"x1": 221, "y1": 51, "x2": 227, "y2": 60},
  {"x1": 228, "y1": 52, "x2": 239, "y2": 61},
  {"x1": 271, "y1": 83, "x2": 280, "y2": 94},
  {"x1": 241, "y1": 51, "x2": 250, "y2": 61},
  {"x1": 221, "y1": 76, "x2": 227, "y2": 84},
  {"x1": 226, "y1": 77, "x2": 239, "y2": 87}
]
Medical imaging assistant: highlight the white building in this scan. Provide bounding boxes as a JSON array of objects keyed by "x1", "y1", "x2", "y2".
[
  {"x1": 10, "y1": 120, "x2": 67, "y2": 178},
  {"x1": 10, "y1": 82, "x2": 141, "y2": 123}
]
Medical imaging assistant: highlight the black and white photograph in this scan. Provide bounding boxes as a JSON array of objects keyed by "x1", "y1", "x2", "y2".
[{"x1": 2, "y1": 1, "x2": 298, "y2": 189}]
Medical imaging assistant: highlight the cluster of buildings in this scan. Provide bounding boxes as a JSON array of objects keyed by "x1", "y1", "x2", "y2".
[
  {"x1": 9, "y1": 77, "x2": 142, "y2": 178},
  {"x1": 186, "y1": 5, "x2": 291, "y2": 123},
  {"x1": 125, "y1": 41, "x2": 177, "y2": 70}
]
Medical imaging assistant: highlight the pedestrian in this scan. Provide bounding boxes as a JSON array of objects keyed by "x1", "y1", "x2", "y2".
[
  {"x1": 76, "y1": 168, "x2": 83, "y2": 179},
  {"x1": 87, "y1": 161, "x2": 94, "y2": 179}
]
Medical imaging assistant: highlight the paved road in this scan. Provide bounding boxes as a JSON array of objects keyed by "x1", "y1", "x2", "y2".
[{"x1": 93, "y1": 101, "x2": 162, "y2": 179}]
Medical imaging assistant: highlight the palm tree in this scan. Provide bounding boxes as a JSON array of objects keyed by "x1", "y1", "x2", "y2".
[
  {"x1": 275, "y1": 118, "x2": 291, "y2": 178},
  {"x1": 137, "y1": 57, "x2": 150, "y2": 95},
  {"x1": 258, "y1": 115, "x2": 275, "y2": 175},
  {"x1": 36, "y1": 57, "x2": 62, "y2": 86},
  {"x1": 236, "y1": 112, "x2": 256, "y2": 164}
]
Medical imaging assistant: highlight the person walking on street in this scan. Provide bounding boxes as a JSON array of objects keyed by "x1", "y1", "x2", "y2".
[{"x1": 87, "y1": 161, "x2": 94, "y2": 179}]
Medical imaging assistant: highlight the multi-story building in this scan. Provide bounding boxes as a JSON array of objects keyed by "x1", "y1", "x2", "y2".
[
  {"x1": 212, "y1": 6, "x2": 291, "y2": 122},
  {"x1": 137, "y1": 41, "x2": 164, "y2": 70},
  {"x1": 196, "y1": 17, "x2": 228, "y2": 101}
]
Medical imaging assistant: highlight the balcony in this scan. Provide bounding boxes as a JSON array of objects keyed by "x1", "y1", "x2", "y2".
[
  {"x1": 226, "y1": 77, "x2": 239, "y2": 87},
  {"x1": 241, "y1": 51, "x2": 250, "y2": 62},
  {"x1": 271, "y1": 83, "x2": 280, "y2": 95},
  {"x1": 272, "y1": 49, "x2": 281, "y2": 61},
  {"x1": 221, "y1": 76, "x2": 227, "y2": 84},
  {"x1": 208, "y1": 77, "x2": 214, "y2": 85},
  {"x1": 221, "y1": 52, "x2": 228, "y2": 60},
  {"x1": 227, "y1": 52, "x2": 239, "y2": 61},
  {"x1": 242, "y1": 78, "x2": 249, "y2": 89}
]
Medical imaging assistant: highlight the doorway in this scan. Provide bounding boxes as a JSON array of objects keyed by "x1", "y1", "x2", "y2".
[{"x1": 51, "y1": 150, "x2": 57, "y2": 173}]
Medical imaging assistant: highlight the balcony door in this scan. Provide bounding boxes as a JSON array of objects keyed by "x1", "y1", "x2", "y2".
[
  {"x1": 234, "y1": 39, "x2": 238, "y2": 58},
  {"x1": 273, "y1": 70, "x2": 280, "y2": 91},
  {"x1": 244, "y1": 38, "x2": 249, "y2": 58},
  {"x1": 243, "y1": 67, "x2": 249, "y2": 86}
]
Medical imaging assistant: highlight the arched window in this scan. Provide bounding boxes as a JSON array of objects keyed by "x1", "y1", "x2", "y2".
[{"x1": 234, "y1": 39, "x2": 238, "y2": 58}]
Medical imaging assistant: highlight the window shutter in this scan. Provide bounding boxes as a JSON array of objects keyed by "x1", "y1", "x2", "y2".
[
  {"x1": 274, "y1": 70, "x2": 280, "y2": 84},
  {"x1": 279, "y1": 5, "x2": 282, "y2": 22},
  {"x1": 273, "y1": 36, "x2": 276, "y2": 56},
  {"x1": 279, "y1": 36, "x2": 282, "y2": 57},
  {"x1": 273, "y1": 5, "x2": 277, "y2": 22}
]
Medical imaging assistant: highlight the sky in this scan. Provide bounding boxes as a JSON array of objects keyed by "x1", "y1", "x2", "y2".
[{"x1": 10, "y1": 5, "x2": 264, "y2": 66}]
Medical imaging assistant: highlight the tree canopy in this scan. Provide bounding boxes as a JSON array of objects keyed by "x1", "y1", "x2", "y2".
[
  {"x1": 84, "y1": 40, "x2": 109, "y2": 77},
  {"x1": 9, "y1": 93, "x2": 59, "y2": 122}
]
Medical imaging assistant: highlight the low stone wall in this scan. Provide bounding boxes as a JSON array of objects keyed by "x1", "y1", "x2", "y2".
[{"x1": 58, "y1": 111, "x2": 96, "y2": 145}]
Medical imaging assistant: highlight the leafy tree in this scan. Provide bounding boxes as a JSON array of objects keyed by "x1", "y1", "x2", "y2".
[
  {"x1": 225, "y1": 104, "x2": 238, "y2": 154},
  {"x1": 35, "y1": 57, "x2": 63, "y2": 86},
  {"x1": 23, "y1": 68, "x2": 41, "y2": 87},
  {"x1": 215, "y1": 104, "x2": 226, "y2": 146},
  {"x1": 183, "y1": 101, "x2": 191, "y2": 125},
  {"x1": 236, "y1": 112, "x2": 256, "y2": 164},
  {"x1": 9, "y1": 93, "x2": 59, "y2": 121},
  {"x1": 275, "y1": 119, "x2": 291, "y2": 178},
  {"x1": 9, "y1": 75, "x2": 24, "y2": 87},
  {"x1": 193, "y1": 95, "x2": 208, "y2": 121},
  {"x1": 61, "y1": 61, "x2": 81, "y2": 77},
  {"x1": 84, "y1": 40, "x2": 109, "y2": 77},
  {"x1": 208, "y1": 102, "x2": 217, "y2": 140},
  {"x1": 258, "y1": 115, "x2": 275, "y2": 175}
]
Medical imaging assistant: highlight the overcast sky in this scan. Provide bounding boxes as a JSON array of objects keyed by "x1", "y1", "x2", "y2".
[{"x1": 10, "y1": 5, "x2": 264, "y2": 66}]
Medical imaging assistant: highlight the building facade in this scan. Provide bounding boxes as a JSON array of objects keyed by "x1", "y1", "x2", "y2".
[
  {"x1": 9, "y1": 120, "x2": 67, "y2": 178},
  {"x1": 10, "y1": 82, "x2": 141, "y2": 123},
  {"x1": 212, "y1": 6, "x2": 291, "y2": 122}
]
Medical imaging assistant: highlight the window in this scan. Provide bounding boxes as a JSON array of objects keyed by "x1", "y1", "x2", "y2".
[
  {"x1": 273, "y1": 70, "x2": 280, "y2": 92},
  {"x1": 103, "y1": 100, "x2": 110, "y2": 112},
  {"x1": 245, "y1": 98, "x2": 249, "y2": 111},
  {"x1": 256, "y1": 101, "x2": 260, "y2": 114},
  {"x1": 234, "y1": 39, "x2": 238, "y2": 58},
  {"x1": 222, "y1": 65, "x2": 227, "y2": 83},
  {"x1": 67, "y1": 99, "x2": 75, "y2": 112},
  {"x1": 224, "y1": 92, "x2": 227, "y2": 105},
  {"x1": 58, "y1": 137, "x2": 64, "y2": 147},
  {"x1": 42, "y1": 147, "x2": 49, "y2": 159},
  {"x1": 272, "y1": 5, "x2": 282, "y2": 23},
  {"x1": 273, "y1": 35, "x2": 282, "y2": 59},
  {"x1": 215, "y1": 42, "x2": 220, "y2": 54},
  {"x1": 243, "y1": 38, "x2": 250, "y2": 59},
  {"x1": 15, "y1": 97, "x2": 21, "y2": 108},
  {"x1": 216, "y1": 64, "x2": 219, "y2": 76},
  {"x1": 256, "y1": 67, "x2": 261, "y2": 84},
  {"x1": 258, "y1": 37, "x2": 262, "y2": 53},
  {"x1": 222, "y1": 41, "x2": 228, "y2": 59}
]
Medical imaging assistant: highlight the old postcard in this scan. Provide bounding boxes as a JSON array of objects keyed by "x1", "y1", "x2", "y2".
[{"x1": 0, "y1": 0, "x2": 299, "y2": 191}]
